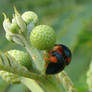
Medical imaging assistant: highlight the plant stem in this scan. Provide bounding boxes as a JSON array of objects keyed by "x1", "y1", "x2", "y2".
[{"x1": 17, "y1": 34, "x2": 45, "y2": 74}]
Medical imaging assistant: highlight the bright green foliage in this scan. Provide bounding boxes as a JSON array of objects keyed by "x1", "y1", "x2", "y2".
[
  {"x1": 30, "y1": 25, "x2": 56, "y2": 50},
  {"x1": 10, "y1": 23, "x2": 19, "y2": 33}
]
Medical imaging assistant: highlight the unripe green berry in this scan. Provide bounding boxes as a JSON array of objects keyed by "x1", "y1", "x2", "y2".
[
  {"x1": 7, "y1": 50, "x2": 32, "y2": 70},
  {"x1": 87, "y1": 61, "x2": 92, "y2": 91},
  {"x1": 12, "y1": 18, "x2": 23, "y2": 34},
  {"x1": 30, "y1": 25, "x2": 56, "y2": 50},
  {"x1": 22, "y1": 11, "x2": 38, "y2": 24},
  {"x1": 10, "y1": 23, "x2": 19, "y2": 33},
  {"x1": 0, "y1": 71, "x2": 20, "y2": 84}
]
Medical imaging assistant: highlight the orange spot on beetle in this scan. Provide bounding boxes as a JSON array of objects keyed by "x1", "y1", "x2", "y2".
[{"x1": 49, "y1": 56, "x2": 58, "y2": 63}]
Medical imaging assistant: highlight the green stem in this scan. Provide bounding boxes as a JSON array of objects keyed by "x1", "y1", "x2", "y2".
[
  {"x1": 16, "y1": 34, "x2": 45, "y2": 74},
  {"x1": 0, "y1": 63, "x2": 43, "y2": 81}
]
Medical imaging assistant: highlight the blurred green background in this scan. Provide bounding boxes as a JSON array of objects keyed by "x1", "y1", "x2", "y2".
[{"x1": 0, "y1": 0, "x2": 92, "y2": 92}]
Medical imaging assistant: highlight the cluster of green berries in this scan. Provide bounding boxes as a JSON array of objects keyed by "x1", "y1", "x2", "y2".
[
  {"x1": 7, "y1": 50, "x2": 32, "y2": 70},
  {"x1": 3, "y1": 8, "x2": 56, "y2": 50},
  {"x1": 87, "y1": 61, "x2": 92, "y2": 91},
  {"x1": 2, "y1": 9, "x2": 56, "y2": 83},
  {"x1": 0, "y1": 50, "x2": 32, "y2": 84},
  {"x1": 22, "y1": 11, "x2": 56, "y2": 50}
]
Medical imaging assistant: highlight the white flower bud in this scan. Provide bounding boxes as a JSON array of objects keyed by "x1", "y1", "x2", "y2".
[
  {"x1": 14, "y1": 7, "x2": 27, "y2": 33},
  {"x1": 3, "y1": 13, "x2": 11, "y2": 34}
]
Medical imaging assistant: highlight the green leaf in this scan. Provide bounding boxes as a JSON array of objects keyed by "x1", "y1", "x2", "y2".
[{"x1": 65, "y1": 18, "x2": 92, "y2": 90}]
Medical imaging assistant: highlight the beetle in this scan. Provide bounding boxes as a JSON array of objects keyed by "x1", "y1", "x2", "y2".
[{"x1": 44, "y1": 44, "x2": 72, "y2": 74}]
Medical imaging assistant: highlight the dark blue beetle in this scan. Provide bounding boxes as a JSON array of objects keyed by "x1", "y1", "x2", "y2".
[{"x1": 45, "y1": 44, "x2": 72, "y2": 74}]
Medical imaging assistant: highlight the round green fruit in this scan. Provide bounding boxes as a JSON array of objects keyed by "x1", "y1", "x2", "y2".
[
  {"x1": 22, "y1": 11, "x2": 38, "y2": 24},
  {"x1": 10, "y1": 23, "x2": 19, "y2": 33},
  {"x1": 30, "y1": 25, "x2": 56, "y2": 50},
  {"x1": 8, "y1": 50, "x2": 32, "y2": 70}
]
